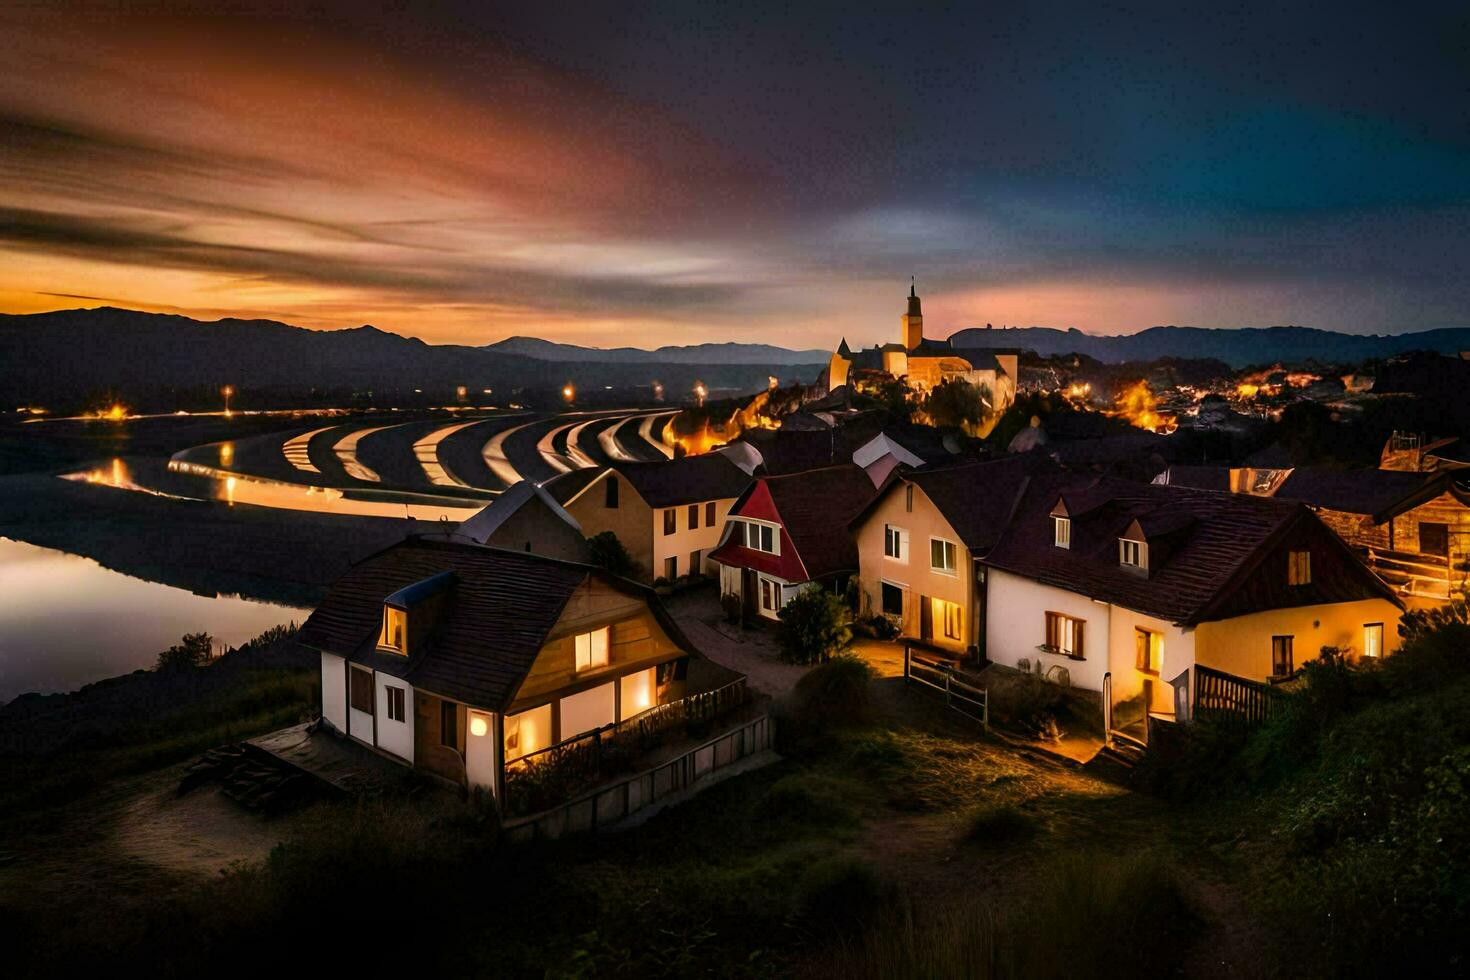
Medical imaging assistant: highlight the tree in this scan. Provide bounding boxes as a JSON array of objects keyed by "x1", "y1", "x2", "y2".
[
  {"x1": 585, "y1": 531, "x2": 635, "y2": 578},
  {"x1": 156, "y1": 632, "x2": 214, "y2": 670},
  {"x1": 777, "y1": 587, "x2": 853, "y2": 665},
  {"x1": 924, "y1": 378, "x2": 989, "y2": 430}
]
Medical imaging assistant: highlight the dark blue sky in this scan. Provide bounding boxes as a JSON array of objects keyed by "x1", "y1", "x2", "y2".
[{"x1": 1, "y1": 1, "x2": 1467, "y2": 346}]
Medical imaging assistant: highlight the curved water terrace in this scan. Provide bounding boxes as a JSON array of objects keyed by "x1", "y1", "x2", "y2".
[{"x1": 62, "y1": 408, "x2": 679, "y2": 518}]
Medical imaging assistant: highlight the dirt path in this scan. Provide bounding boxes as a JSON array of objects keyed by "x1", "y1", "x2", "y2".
[{"x1": 113, "y1": 778, "x2": 317, "y2": 875}]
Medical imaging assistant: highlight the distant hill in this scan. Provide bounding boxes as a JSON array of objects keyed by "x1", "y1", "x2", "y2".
[
  {"x1": 948, "y1": 324, "x2": 1470, "y2": 368},
  {"x1": 0, "y1": 308, "x2": 823, "y2": 410},
  {"x1": 487, "y1": 335, "x2": 829, "y2": 365}
]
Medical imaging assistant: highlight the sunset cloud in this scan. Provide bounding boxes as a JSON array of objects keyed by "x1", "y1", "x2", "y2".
[{"x1": 1, "y1": 2, "x2": 1467, "y2": 347}]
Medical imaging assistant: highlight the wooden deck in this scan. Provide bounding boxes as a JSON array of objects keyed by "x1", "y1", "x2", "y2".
[{"x1": 246, "y1": 722, "x2": 416, "y2": 797}]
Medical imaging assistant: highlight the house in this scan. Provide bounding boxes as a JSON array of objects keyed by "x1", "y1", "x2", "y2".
[
  {"x1": 848, "y1": 456, "x2": 1037, "y2": 656},
  {"x1": 451, "y1": 479, "x2": 591, "y2": 563},
  {"x1": 1154, "y1": 462, "x2": 1470, "y2": 603},
  {"x1": 851, "y1": 425, "x2": 976, "y2": 486},
  {"x1": 709, "y1": 464, "x2": 878, "y2": 620},
  {"x1": 296, "y1": 537, "x2": 707, "y2": 797},
  {"x1": 981, "y1": 475, "x2": 1406, "y2": 718},
  {"x1": 823, "y1": 281, "x2": 1019, "y2": 409},
  {"x1": 551, "y1": 453, "x2": 751, "y2": 584}
]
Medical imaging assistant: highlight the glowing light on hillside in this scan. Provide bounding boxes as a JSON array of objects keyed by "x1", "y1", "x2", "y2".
[
  {"x1": 1107, "y1": 381, "x2": 1176, "y2": 434},
  {"x1": 692, "y1": 381, "x2": 707, "y2": 407},
  {"x1": 95, "y1": 403, "x2": 129, "y2": 421},
  {"x1": 652, "y1": 380, "x2": 664, "y2": 401},
  {"x1": 222, "y1": 384, "x2": 235, "y2": 417},
  {"x1": 562, "y1": 383, "x2": 575, "y2": 403},
  {"x1": 219, "y1": 442, "x2": 235, "y2": 467}
]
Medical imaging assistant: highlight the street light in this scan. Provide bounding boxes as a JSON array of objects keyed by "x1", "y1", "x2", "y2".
[{"x1": 222, "y1": 385, "x2": 235, "y2": 417}]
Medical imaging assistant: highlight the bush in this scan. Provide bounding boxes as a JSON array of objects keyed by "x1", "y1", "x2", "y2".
[
  {"x1": 777, "y1": 587, "x2": 852, "y2": 664},
  {"x1": 584, "y1": 531, "x2": 634, "y2": 578},
  {"x1": 965, "y1": 803, "x2": 1039, "y2": 844},
  {"x1": 794, "y1": 856, "x2": 892, "y2": 934},
  {"x1": 155, "y1": 632, "x2": 214, "y2": 670},
  {"x1": 985, "y1": 668, "x2": 1068, "y2": 740},
  {"x1": 790, "y1": 655, "x2": 874, "y2": 730},
  {"x1": 1396, "y1": 597, "x2": 1468, "y2": 643}
]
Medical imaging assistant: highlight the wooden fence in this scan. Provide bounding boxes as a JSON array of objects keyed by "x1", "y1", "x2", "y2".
[
  {"x1": 502, "y1": 713, "x2": 774, "y2": 842},
  {"x1": 1194, "y1": 664, "x2": 1283, "y2": 726},
  {"x1": 903, "y1": 646, "x2": 988, "y2": 727}
]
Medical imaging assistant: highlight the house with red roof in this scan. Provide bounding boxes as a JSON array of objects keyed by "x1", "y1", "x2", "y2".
[{"x1": 709, "y1": 464, "x2": 877, "y2": 620}]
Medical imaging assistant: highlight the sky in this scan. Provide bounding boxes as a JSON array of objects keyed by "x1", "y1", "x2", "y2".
[{"x1": 2, "y1": 1, "x2": 1469, "y2": 349}]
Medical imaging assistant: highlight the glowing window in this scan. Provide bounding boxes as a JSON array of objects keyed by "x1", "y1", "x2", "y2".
[
  {"x1": 619, "y1": 667, "x2": 657, "y2": 721},
  {"x1": 380, "y1": 607, "x2": 408, "y2": 653},
  {"x1": 1364, "y1": 623, "x2": 1384, "y2": 658},
  {"x1": 1045, "y1": 612, "x2": 1085, "y2": 658},
  {"x1": 575, "y1": 626, "x2": 610, "y2": 671},
  {"x1": 933, "y1": 598, "x2": 962, "y2": 640}
]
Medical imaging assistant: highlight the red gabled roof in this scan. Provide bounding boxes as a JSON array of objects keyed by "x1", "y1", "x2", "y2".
[{"x1": 709, "y1": 464, "x2": 876, "y2": 582}]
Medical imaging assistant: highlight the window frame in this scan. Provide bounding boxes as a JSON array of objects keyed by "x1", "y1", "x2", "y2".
[
  {"x1": 1053, "y1": 516, "x2": 1071, "y2": 549},
  {"x1": 1287, "y1": 550, "x2": 1312, "y2": 586},
  {"x1": 574, "y1": 626, "x2": 611, "y2": 672},
  {"x1": 1120, "y1": 538, "x2": 1144, "y2": 569},
  {"x1": 744, "y1": 519, "x2": 778, "y2": 554},
  {"x1": 439, "y1": 700, "x2": 458, "y2": 748},
  {"x1": 758, "y1": 575, "x2": 781, "y2": 615},
  {"x1": 929, "y1": 536, "x2": 958, "y2": 576},
  {"x1": 386, "y1": 685, "x2": 406, "y2": 723},
  {"x1": 884, "y1": 524, "x2": 908, "y2": 563},
  {"x1": 1043, "y1": 611, "x2": 1085, "y2": 659},
  {"x1": 1134, "y1": 627, "x2": 1161, "y2": 674},
  {"x1": 904, "y1": 484, "x2": 914, "y2": 513},
  {"x1": 663, "y1": 508, "x2": 677, "y2": 536},
  {"x1": 935, "y1": 597, "x2": 962, "y2": 640},
  {"x1": 688, "y1": 503, "x2": 699, "y2": 529},
  {"x1": 1271, "y1": 635, "x2": 1295, "y2": 677},
  {"x1": 379, "y1": 605, "x2": 408, "y2": 654},
  {"x1": 1363, "y1": 622, "x2": 1384, "y2": 659},
  {"x1": 705, "y1": 501, "x2": 716, "y2": 526},
  {"x1": 880, "y1": 580, "x2": 905, "y2": 617}
]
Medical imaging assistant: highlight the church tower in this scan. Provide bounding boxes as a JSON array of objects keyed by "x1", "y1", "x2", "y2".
[{"x1": 901, "y1": 277, "x2": 923, "y2": 350}]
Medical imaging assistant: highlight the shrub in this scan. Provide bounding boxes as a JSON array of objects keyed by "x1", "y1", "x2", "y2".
[
  {"x1": 155, "y1": 632, "x2": 214, "y2": 670},
  {"x1": 1397, "y1": 597, "x2": 1469, "y2": 644},
  {"x1": 790, "y1": 655, "x2": 874, "y2": 730},
  {"x1": 584, "y1": 530, "x2": 634, "y2": 578},
  {"x1": 965, "y1": 803, "x2": 1039, "y2": 844},
  {"x1": 794, "y1": 855, "x2": 892, "y2": 934},
  {"x1": 985, "y1": 668, "x2": 1068, "y2": 739},
  {"x1": 777, "y1": 587, "x2": 852, "y2": 664}
]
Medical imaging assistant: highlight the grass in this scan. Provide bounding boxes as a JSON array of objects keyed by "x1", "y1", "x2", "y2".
[
  {"x1": 964, "y1": 803, "x2": 1040, "y2": 844},
  {"x1": 810, "y1": 850, "x2": 1192, "y2": 980}
]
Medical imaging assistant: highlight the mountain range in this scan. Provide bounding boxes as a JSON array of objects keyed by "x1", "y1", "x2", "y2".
[
  {"x1": 0, "y1": 308, "x2": 823, "y2": 410},
  {"x1": 947, "y1": 324, "x2": 1470, "y2": 368},
  {"x1": 486, "y1": 335, "x2": 828, "y2": 365}
]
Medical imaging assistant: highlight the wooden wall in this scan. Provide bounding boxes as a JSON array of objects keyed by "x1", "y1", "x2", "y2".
[{"x1": 564, "y1": 473, "x2": 655, "y2": 581}]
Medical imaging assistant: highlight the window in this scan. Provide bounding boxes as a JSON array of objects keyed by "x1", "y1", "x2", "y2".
[
  {"x1": 705, "y1": 501, "x2": 716, "y2": 526},
  {"x1": 560, "y1": 682, "x2": 616, "y2": 738},
  {"x1": 1271, "y1": 636, "x2": 1294, "y2": 677},
  {"x1": 604, "y1": 476, "x2": 619, "y2": 508},
  {"x1": 349, "y1": 667, "x2": 374, "y2": 714},
  {"x1": 930, "y1": 538, "x2": 957, "y2": 575},
  {"x1": 746, "y1": 522, "x2": 776, "y2": 554},
  {"x1": 440, "y1": 700, "x2": 458, "y2": 748},
  {"x1": 1420, "y1": 522, "x2": 1449, "y2": 557},
  {"x1": 904, "y1": 484, "x2": 914, "y2": 512},
  {"x1": 1044, "y1": 612, "x2": 1085, "y2": 658},
  {"x1": 1364, "y1": 623, "x2": 1384, "y2": 658},
  {"x1": 881, "y1": 581, "x2": 904, "y2": 617},
  {"x1": 574, "y1": 626, "x2": 610, "y2": 671},
  {"x1": 663, "y1": 509, "x2": 676, "y2": 535},
  {"x1": 1120, "y1": 539, "x2": 1143, "y2": 568},
  {"x1": 1054, "y1": 516, "x2": 1071, "y2": 549},
  {"x1": 688, "y1": 503, "x2": 700, "y2": 529},
  {"x1": 1288, "y1": 550, "x2": 1311, "y2": 586},
  {"x1": 759, "y1": 577, "x2": 780, "y2": 615},
  {"x1": 884, "y1": 524, "x2": 908, "y2": 562},
  {"x1": 1134, "y1": 628, "x2": 1161, "y2": 674},
  {"x1": 504, "y1": 704, "x2": 551, "y2": 762},
  {"x1": 664, "y1": 555, "x2": 677, "y2": 580},
  {"x1": 380, "y1": 606, "x2": 407, "y2": 653},
  {"x1": 619, "y1": 667, "x2": 657, "y2": 721},
  {"x1": 933, "y1": 598, "x2": 962, "y2": 640},
  {"x1": 386, "y1": 685, "x2": 406, "y2": 723},
  {"x1": 690, "y1": 551, "x2": 701, "y2": 577}
]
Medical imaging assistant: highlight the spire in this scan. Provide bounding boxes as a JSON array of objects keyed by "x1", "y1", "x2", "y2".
[
  {"x1": 910, "y1": 275, "x2": 916, "y2": 298},
  {"x1": 905, "y1": 277, "x2": 922, "y2": 319}
]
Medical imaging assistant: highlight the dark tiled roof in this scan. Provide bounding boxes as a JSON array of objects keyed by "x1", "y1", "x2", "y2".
[
  {"x1": 1157, "y1": 465, "x2": 1231, "y2": 492},
  {"x1": 850, "y1": 456, "x2": 1039, "y2": 556},
  {"x1": 985, "y1": 474, "x2": 1395, "y2": 625},
  {"x1": 609, "y1": 453, "x2": 751, "y2": 508},
  {"x1": 296, "y1": 538, "x2": 695, "y2": 710},
  {"x1": 1273, "y1": 468, "x2": 1448, "y2": 522},
  {"x1": 543, "y1": 467, "x2": 602, "y2": 505},
  {"x1": 763, "y1": 464, "x2": 878, "y2": 579}
]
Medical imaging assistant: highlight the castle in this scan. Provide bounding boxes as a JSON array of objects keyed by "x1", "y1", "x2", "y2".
[{"x1": 824, "y1": 280, "x2": 1019, "y2": 413}]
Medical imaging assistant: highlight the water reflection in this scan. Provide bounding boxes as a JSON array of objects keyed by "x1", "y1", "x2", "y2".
[
  {"x1": 167, "y1": 460, "x2": 486, "y2": 519},
  {"x1": 0, "y1": 538, "x2": 310, "y2": 702}
]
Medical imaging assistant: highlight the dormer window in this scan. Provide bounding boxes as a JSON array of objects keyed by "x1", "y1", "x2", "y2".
[
  {"x1": 380, "y1": 606, "x2": 408, "y2": 654},
  {"x1": 745, "y1": 521, "x2": 777, "y2": 554},
  {"x1": 1288, "y1": 550, "x2": 1311, "y2": 586},
  {"x1": 574, "y1": 626, "x2": 610, "y2": 671},
  {"x1": 1053, "y1": 517, "x2": 1071, "y2": 549},
  {"x1": 1120, "y1": 538, "x2": 1145, "y2": 569}
]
